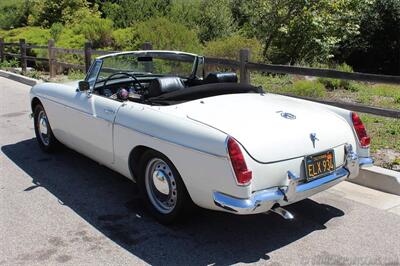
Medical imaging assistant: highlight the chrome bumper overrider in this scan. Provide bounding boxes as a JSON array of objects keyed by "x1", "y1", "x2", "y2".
[{"x1": 213, "y1": 151, "x2": 373, "y2": 215}]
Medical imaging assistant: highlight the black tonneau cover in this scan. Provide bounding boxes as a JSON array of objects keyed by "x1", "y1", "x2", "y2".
[{"x1": 149, "y1": 83, "x2": 262, "y2": 104}]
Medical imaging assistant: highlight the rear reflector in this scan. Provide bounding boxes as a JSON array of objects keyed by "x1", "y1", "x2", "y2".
[
  {"x1": 227, "y1": 137, "x2": 252, "y2": 185},
  {"x1": 351, "y1": 112, "x2": 371, "y2": 148}
]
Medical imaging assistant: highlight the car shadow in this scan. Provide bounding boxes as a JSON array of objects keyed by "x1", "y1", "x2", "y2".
[{"x1": 1, "y1": 138, "x2": 344, "y2": 265}]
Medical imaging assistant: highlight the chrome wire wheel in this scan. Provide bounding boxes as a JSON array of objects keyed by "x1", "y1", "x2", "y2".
[
  {"x1": 144, "y1": 158, "x2": 178, "y2": 214},
  {"x1": 37, "y1": 110, "x2": 50, "y2": 146}
]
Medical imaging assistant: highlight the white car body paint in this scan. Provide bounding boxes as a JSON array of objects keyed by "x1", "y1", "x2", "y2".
[{"x1": 30, "y1": 77, "x2": 370, "y2": 213}]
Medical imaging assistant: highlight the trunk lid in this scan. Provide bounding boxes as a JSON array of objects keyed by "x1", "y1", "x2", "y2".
[{"x1": 176, "y1": 93, "x2": 352, "y2": 163}]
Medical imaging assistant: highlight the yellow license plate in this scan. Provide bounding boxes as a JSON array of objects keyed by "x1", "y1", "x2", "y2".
[{"x1": 305, "y1": 150, "x2": 335, "y2": 181}]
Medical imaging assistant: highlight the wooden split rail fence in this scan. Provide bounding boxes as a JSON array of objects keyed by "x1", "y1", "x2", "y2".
[{"x1": 0, "y1": 38, "x2": 399, "y2": 119}]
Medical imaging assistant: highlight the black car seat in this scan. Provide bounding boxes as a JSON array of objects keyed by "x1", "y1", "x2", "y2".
[{"x1": 147, "y1": 77, "x2": 185, "y2": 98}]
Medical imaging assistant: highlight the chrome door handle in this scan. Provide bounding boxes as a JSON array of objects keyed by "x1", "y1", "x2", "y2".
[{"x1": 104, "y1": 109, "x2": 115, "y2": 114}]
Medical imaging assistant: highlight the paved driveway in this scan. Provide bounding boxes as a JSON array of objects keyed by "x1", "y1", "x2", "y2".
[{"x1": 0, "y1": 77, "x2": 399, "y2": 265}]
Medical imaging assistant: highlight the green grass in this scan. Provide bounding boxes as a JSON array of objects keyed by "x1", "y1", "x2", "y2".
[
  {"x1": 360, "y1": 114, "x2": 400, "y2": 153},
  {"x1": 67, "y1": 69, "x2": 85, "y2": 80},
  {"x1": 251, "y1": 72, "x2": 400, "y2": 110}
]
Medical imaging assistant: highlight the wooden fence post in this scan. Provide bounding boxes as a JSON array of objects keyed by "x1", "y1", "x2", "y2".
[
  {"x1": 84, "y1": 42, "x2": 92, "y2": 73},
  {"x1": 0, "y1": 38, "x2": 4, "y2": 63},
  {"x1": 48, "y1": 39, "x2": 56, "y2": 78},
  {"x1": 141, "y1": 42, "x2": 152, "y2": 50},
  {"x1": 239, "y1": 48, "x2": 250, "y2": 84},
  {"x1": 19, "y1": 39, "x2": 27, "y2": 73}
]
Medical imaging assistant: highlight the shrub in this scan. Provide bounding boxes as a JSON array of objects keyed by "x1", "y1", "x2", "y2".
[
  {"x1": 112, "y1": 28, "x2": 135, "y2": 50},
  {"x1": 129, "y1": 17, "x2": 202, "y2": 53},
  {"x1": 251, "y1": 73, "x2": 293, "y2": 92},
  {"x1": 102, "y1": 0, "x2": 170, "y2": 29},
  {"x1": 67, "y1": 69, "x2": 85, "y2": 80},
  {"x1": 204, "y1": 35, "x2": 263, "y2": 62},
  {"x1": 197, "y1": 0, "x2": 235, "y2": 42},
  {"x1": 0, "y1": 59, "x2": 19, "y2": 68},
  {"x1": 282, "y1": 80, "x2": 326, "y2": 98},
  {"x1": 50, "y1": 23, "x2": 63, "y2": 42},
  {"x1": 56, "y1": 28, "x2": 86, "y2": 49},
  {"x1": 0, "y1": 0, "x2": 29, "y2": 30},
  {"x1": 28, "y1": 0, "x2": 96, "y2": 27},
  {"x1": 1, "y1": 27, "x2": 50, "y2": 45},
  {"x1": 72, "y1": 17, "x2": 113, "y2": 48},
  {"x1": 318, "y1": 63, "x2": 358, "y2": 91}
]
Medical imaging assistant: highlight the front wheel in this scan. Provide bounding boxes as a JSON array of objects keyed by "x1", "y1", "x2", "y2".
[
  {"x1": 33, "y1": 104, "x2": 59, "y2": 152},
  {"x1": 138, "y1": 150, "x2": 192, "y2": 224}
]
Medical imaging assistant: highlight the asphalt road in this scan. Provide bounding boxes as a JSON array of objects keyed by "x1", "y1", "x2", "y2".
[{"x1": 1, "y1": 77, "x2": 399, "y2": 266}]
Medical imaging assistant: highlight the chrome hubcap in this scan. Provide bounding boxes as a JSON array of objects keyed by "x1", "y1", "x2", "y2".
[
  {"x1": 145, "y1": 158, "x2": 177, "y2": 214},
  {"x1": 37, "y1": 111, "x2": 50, "y2": 146}
]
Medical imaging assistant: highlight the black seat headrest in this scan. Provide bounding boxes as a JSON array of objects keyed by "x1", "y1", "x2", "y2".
[
  {"x1": 204, "y1": 72, "x2": 238, "y2": 84},
  {"x1": 147, "y1": 77, "x2": 185, "y2": 98}
]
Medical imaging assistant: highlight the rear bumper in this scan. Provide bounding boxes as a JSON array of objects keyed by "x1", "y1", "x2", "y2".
[{"x1": 213, "y1": 167, "x2": 349, "y2": 215}]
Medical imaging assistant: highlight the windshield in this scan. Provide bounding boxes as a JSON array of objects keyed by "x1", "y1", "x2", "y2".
[{"x1": 89, "y1": 52, "x2": 199, "y2": 86}]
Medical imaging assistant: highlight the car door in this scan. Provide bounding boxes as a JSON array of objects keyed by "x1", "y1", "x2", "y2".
[{"x1": 60, "y1": 90, "x2": 123, "y2": 166}]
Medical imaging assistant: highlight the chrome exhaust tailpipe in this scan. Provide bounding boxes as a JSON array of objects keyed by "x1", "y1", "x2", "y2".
[{"x1": 270, "y1": 206, "x2": 294, "y2": 220}]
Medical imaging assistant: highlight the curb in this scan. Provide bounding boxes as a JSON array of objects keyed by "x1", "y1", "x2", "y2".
[
  {"x1": 349, "y1": 166, "x2": 400, "y2": 196},
  {"x1": 0, "y1": 70, "x2": 41, "y2": 86}
]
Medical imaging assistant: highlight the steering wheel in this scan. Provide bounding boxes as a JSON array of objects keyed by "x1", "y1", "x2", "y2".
[{"x1": 102, "y1": 72, "x2": 145, "y2": 93}]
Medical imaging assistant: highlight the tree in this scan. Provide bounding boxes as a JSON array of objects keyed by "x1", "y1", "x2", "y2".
[
  {"x1": 343, "y1": 0, "x2": 400, "y2": 75},
  {"x1": 28, "y1": 0, "x2": 98, "y2": 27},
  {"x1": 234, "y1": 0, "x2": 362, "y2": 64},
  {"x1": 197, "y1": 0, "x2": 235, "y2": 42},
  {"x1": 0, "y1": 0, "x2": 30, "y2": 30},
  {"x1": 102, "y1": 0, "x2": 171, "y2": 28}
]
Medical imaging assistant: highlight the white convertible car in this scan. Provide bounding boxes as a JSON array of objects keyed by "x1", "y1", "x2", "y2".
[{"x1": 30, "y1": 51, "x2": 373, "y2": 223}]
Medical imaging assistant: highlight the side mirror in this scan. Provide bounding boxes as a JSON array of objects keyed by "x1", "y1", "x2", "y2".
[{"x1": 78, "y1": 81, "x2": 90, "y2": 92}]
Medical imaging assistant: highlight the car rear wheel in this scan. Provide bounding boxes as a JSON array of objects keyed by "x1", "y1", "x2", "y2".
[
  {"x1": 33, "y1": 104, "x2": 59, "y2": 152},
  {"x1": 138, "y1": 150, "x2": 192, "y2": 224}
]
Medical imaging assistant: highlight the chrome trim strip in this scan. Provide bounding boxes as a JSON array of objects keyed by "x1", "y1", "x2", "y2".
[{"x1": 213, "y1": 167, "x2": 349, "y2": 214}]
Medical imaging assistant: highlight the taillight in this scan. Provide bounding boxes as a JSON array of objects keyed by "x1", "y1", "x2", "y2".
[
  {"x1": 351, "y1": 112, "x2": 371, "y2": 148},
  {"x1": 227, "y1": 137, "x2": 252, "y2": 185}
]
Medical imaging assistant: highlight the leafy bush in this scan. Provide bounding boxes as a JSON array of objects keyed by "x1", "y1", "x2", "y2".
[
  {"x1": 251, "y1": 73, "x2": 293, "y2": 92},
  {"x1": 0, "y1": 59, "x2": 19, "y2": 68},
  {"x1": 204, "y1": 35, "x2": 263, "y2": 62},
  {"x1": 67, "y1": 69, "x2": 85, "y2": 80},
  {"x1": 50, "y1": 23, "x2": 63, "y2": 42},
  {"x1": 28, "y1": 0, "x2": 96, "y2": 27},
  {"x1": 282, "y1": 80, "x2": 326, "y2": 98},
  {"x1": 1, "y1": 27, "x2": 50, "y2": 45},
  {"x1": 168, "y1": 0, "x2": 202, "y2": 31},
  {"x1": 102, "y1": 0, "x2": 170, "y2": 29},
  {"x1": 72, "y1": 17, "x2": 113, "y2": 48},
  {"x1": 129, "y1": 17, "x2": 202, "y2": 53},
  {"x1": 197, "y1": 0, "x2": 235, "y2": 42},
  {"x1": 0, "y1": 0, "x2": 29, "y2": 30},
  {"x1": 56, "y1": 28, "x2": 85, "y2": 49},
  {"x1": 318, "y1": 64, "x2": 358, "y2": 91},
  {"x1": 112, "y1": 28, "x2": 136, "y2": 50}
]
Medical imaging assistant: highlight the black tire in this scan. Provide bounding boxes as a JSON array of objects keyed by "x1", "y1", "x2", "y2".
[
  {"x1": 138, "y1": 150, "x2": 193, "y2": 224},
  {"x1": 33, "y1": 104, "x2": 59, "y2": 153}
]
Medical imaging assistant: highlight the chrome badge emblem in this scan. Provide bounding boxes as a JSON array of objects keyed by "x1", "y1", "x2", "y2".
[
  {"x1": 310, "y1": 133, "x2": 319, "y2": 148},
  {"x1": 277, "y1": 111, "x2": 296, "y2": 120}
]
